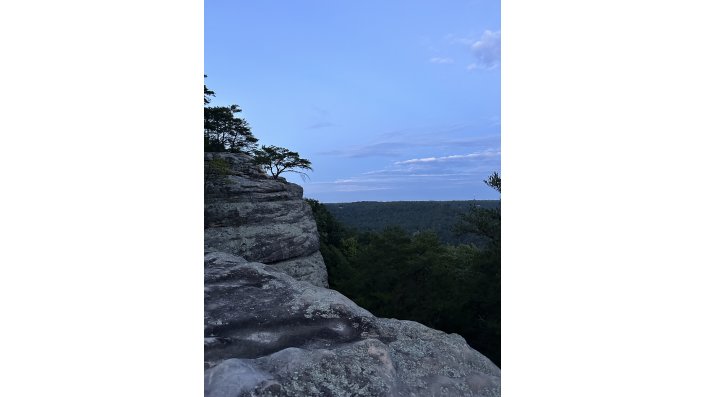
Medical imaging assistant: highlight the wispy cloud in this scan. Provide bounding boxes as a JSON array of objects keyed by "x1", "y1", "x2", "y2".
[
  {"x1": 429, "y1": 57, "x2": 454, "y2": 64},
  {"x1": 317, "y1": 123, "x2": 499, "y2": 159},
  {"x1": 395, "y1": 149, "x2": 500, "y2": 165},
  {"x1": 317, "y1": 149, "x2": 499, "y2": 186},
  {"x1": 444, "y1": 30, "x2": 501, "y2": 71},
  {"x1": 306, "y1": 148, "x2": 499, "y2": 197},
  {"x1": 311, "y1": 123, "x2": 500, "y2": 198},
  {"x1": 469, "y1": 30, "x2": 500, "y2": 70},
  {"x1": 318, "y1": 136, "x2": 499, "y2": 159}
]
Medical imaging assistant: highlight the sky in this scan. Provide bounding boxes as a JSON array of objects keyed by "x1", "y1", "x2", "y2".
[{"x1": 205, "y1": 0, "x2": 500, "y2": 202}]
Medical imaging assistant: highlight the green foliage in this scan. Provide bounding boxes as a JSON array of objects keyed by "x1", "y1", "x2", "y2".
[
  {"x1": 307, "y1": 193, "x2": 501, "y2": 366},
  {"x1": 204, "y1": 75, "x2": 215, "y2": 104},
  {"x1": 254, "y1": 145, "x2": 313, "y2": 180},
  {"x1": 203, "y1": 76, "x2": 500, "y2": 365},
  {"x1": 204, "y1": 157, "x2": 231, "y2": 186},
  {"x1": 452, "y1": 172, "x2": 501, "y2": 361},
  {"x1": 484, "y1": 171, "x2": 501, "y2": 193},
  {"x1": 306, "y1": 199, "x2": 354, "y2": 289},
  {"x1": 456, "y1": 172, "x2": 501, "y2": 249},
  {"x1": 203, "y1": 77, "x2": 258, "y2": 153},
  {"x1": 454, "y1": 204, "x2": 500, "y2": 248},
  {"x1": 306, "y1": 199, "x2": 347, "y2": 246},
  {"x1": 345, "y1": 227, "x2": 499, "y2": 365},
  {"x1": 204, "y1": 105, "x2": 258, "y2": 153},
  {"x1": 324, "y1": 201, "x2": 499, "y2": 247}
]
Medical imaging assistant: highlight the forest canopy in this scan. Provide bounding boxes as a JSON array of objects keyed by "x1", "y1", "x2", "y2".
[{"x1": 307, "y1": 176, "x2": 501, "y2": 366}]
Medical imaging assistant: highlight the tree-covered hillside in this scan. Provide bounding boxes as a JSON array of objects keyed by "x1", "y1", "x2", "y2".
[
  {"x1": 309, "y1": 193, "x2": 501, "y2": 366},
  {"x1": 323, "y1": 200, "x2": 500, "y2": 246}
]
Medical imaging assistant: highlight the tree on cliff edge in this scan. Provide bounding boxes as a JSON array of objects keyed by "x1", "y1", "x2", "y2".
[
  {"x1": 204, "y1": 76, "x2": 215, "y2": 104},
  {"x1": 253, "y1": 145, "x2": 313, "y2": 180},
  {"x1": 204, "y1": 77, "x2": 258, "y2": 153},
  {"x1": 484, "y1": 171, "x2": 501, "y2": 194}
]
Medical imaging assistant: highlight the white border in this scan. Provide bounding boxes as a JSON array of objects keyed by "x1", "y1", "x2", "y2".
[{"x1": 2, "y1": 1, "x2": 705, "y2": 395}]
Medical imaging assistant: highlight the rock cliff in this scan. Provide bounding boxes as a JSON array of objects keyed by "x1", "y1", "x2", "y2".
[
  {"x1": 204, "y1": 252, "x2": 501, "y2": 397},
  {"x1": 203, "y1": 152, "x2": 501, "y2": 396},
  {"x1": 204, "y1": 152, "x2": 328, "y2": 287}
]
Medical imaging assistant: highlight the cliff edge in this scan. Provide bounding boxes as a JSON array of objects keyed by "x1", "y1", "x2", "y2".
[
  {"x1": 203, "y1": 153, "x2": 501, "y2": 396},
  {"x1": 204, "y1": 252, "x2": 501, "y2": 397},
  {"x1": 204, "y1": 152, "x2": 328, "y2": 287}
]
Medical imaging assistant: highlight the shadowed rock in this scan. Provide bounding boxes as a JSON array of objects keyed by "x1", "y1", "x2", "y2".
[
  {"x1": 205, "y1": 152, "x2": 328, "y2": 287},
  {"x1": 204, "y1": 252, "x2": 500, "y2": 397}
]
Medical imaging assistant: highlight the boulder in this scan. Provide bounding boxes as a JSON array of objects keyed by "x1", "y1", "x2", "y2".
[
  {"x1": 268, "y1": 251, "x2": 329, "y2": 289},
  {"x1": 205, "y1": 152, "x2": 328, "y2": 287},
  {"x1": 204, "y1": 251, "x2": 500, "y2": 397}
]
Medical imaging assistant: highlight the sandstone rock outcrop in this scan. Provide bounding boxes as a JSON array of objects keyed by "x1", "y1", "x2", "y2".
[
  {"x1": 205, "y1": 152, "x2": 328, "y2": 287},
  {"x1": 204, "y1": 251, "x2": 501, "y2": 397}
]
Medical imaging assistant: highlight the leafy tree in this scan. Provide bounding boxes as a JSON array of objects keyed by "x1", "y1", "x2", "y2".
[
  {"x1": 454, "y1": 204, "x2": 500, "y2": 247},
  {"x1": 204, "y1": 105, "x2": 258, "y2": 153},
  {"x1": 306, "y1": 199, "x2": 354, "y2": 289},
  {"x1": 484, "y1": 171, "x2": 501, "y2": 193},
  {"x1": 253, "y1": 145, "x2": 313, "y2": 180},
  {"x1": 204, "y1": 75, "x2": 215, "y2": 104},
  {"x1": 203, "y1": 76, "x2": 258, "y2": 153},
  {"x1": 454, "y1": 171, "x2": 501, "y2": 363},
  {"x1": 455, "y1": 172, "x2": 501, "y2": 246},
  {"x1": 306, "y1": 199, "x2": 348, "y2": 246},
  {"x1": 308, "y1": 195, "x2": 502, "y2": 366}
]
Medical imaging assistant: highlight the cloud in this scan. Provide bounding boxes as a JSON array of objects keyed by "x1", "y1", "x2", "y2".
[
  {"x1": 429, "y1": 57, "x2": 454, "y2": 64},
  {"x1": 395, "y1": 149, "x2": 500, "y2": 165},
  {"x1": 470, "y1": 30, "x2": 500, "y2": 70},
  {"x1": 446, "y1": 30, "x2": 501, "y2": 70},
  {"x1": 336, "y1": 150, "x2": 500, "y2": 184},
  {"x1": 306, "y1": 148, "x2": 499, "y2": 197},
  {"x1": 317, "y1": 123, "x2": 499, "y2": 159}
]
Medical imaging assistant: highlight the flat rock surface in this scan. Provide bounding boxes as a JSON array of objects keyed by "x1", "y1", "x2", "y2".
[{"x1": 204, "y1": 252, "x2": 500, "y2": 397}]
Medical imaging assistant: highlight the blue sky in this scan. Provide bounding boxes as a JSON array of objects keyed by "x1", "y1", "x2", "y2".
[{"x1": 205, "y1": 0, "x2": 500, "y2": 202}]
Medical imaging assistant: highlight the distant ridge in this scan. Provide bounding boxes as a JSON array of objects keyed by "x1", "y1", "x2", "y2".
[{"x1": 323, "y1": 200, "x2": 499, "y2": 245}]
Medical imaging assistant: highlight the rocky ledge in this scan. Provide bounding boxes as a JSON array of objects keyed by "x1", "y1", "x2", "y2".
[
  {"x1": 204, "y1": 251, "x2": 501, "y2": 397},
  {"x1": 204, "y1": 152, "x2": 328, "y2": 287}
]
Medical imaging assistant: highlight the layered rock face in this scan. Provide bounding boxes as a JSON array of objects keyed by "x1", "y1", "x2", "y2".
[
  {"x1": 204, "y1": 152, "x2": 500, "y2": 396},
  {"x1": 204, "y1": 252, "x2": 501, "y2": 397},
  {"x1": 204, "y1": 152, "x2": 328, "y2": 287}
]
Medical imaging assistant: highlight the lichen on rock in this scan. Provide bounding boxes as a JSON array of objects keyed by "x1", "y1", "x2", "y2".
[
  {"x1": 204, "y1": 252, "x2": 500, "y2": 396},
  {"x1": 203, "y1": 153, "x2": 500, "y2": 396},
  {"x1": 205, "y1": 152, "x2": 328, "y2": 287}
]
